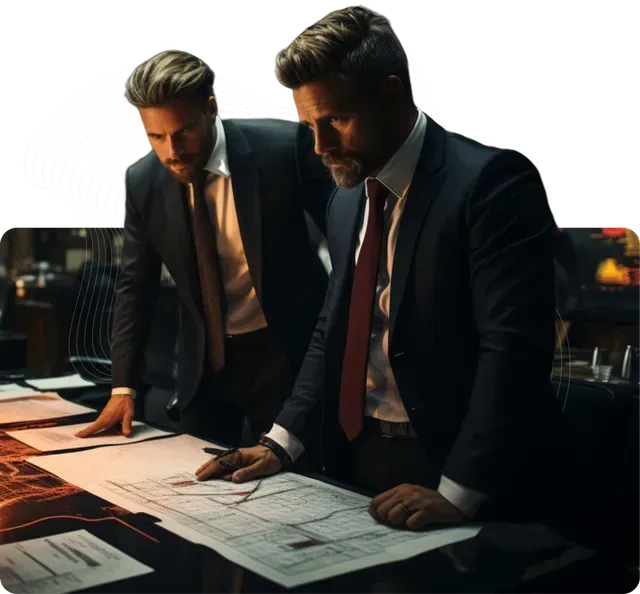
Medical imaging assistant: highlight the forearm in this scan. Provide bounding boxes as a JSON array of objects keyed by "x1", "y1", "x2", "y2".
[
  {"x1": 271, "y1": 270, "x2": 338, "y2": 447},
  {"x1": 273, "y1": 325, "x2": 328, "y2": 439}
]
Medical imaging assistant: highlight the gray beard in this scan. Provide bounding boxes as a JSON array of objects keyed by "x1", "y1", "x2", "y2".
[{"x1": 329, "y1": 160, "x2": 365, "y2": 188}]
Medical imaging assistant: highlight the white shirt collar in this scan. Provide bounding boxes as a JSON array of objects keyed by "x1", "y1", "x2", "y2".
[
  {"x1": 204, "y1": 116, "x2": 231, "y2": 178},
  {"x1": 375, "y1": 109, "x2": 427, "y2": 199}
]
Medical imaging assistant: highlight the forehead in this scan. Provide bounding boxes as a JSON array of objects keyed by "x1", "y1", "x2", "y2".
[
  {"x1": 138, "y1": 97, "x2": 202, "y2": 131},
  {"x1": 293, "y1": 77, "x2": 365, "y2": 121}
]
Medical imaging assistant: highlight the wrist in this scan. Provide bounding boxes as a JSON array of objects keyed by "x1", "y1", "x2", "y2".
[{"x1": 259, "y1": 433, "x2": 293, "y2": 470}]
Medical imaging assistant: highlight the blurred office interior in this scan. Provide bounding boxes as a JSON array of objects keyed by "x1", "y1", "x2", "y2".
[{"x1": 0, "y1": 226, "x2": 638, "y2": 566}]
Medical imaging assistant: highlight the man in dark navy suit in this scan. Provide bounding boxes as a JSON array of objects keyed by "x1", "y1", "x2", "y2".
[
  {"x1": 77, "y1": 50, "x2": 333, "y2": 446},
  {"x1": 196, "y1": 7, "x2": 567, "y2": 531}
]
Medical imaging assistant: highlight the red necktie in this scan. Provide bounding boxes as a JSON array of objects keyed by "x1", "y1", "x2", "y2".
[
  {"x1": 190, "y1": 179, "x2": 226, "y2": 372},
  {"x1": 339, "y1": 178, "x2": 388, "y2": 441}
]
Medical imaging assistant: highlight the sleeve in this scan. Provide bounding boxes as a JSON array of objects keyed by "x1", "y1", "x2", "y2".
[
  {"x1": 111, "y1": 387, "x2": 137, "y2": 399},
  {"x1": 273, "y1": 189, "x2": 339, "y2": 441},
  {"x1": 441, "y1": 150, "x2": 558, "y2": 496},
  {"x1": 437, "y1": 475, "x2": 487, "y2": 517},
  {"x1": 109, "y1": 166, "x2": 162, "y2": 392},
  {"x1": 265, "y1": 423, "x2": 306, "y2": 462}
]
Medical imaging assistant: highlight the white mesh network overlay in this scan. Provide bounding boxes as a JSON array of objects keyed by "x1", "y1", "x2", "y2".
[{"x1": 16, "y1": 49, "x2": 559, "y2": 227}]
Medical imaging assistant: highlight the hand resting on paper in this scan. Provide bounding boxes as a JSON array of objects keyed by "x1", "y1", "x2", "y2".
[
  {"x1": 75, "y1": 394, "x2": 135, "y2": 438},
  {"x1": 195, "y1": 445, "x2": 282, "y2": 482},
  {"x1": 369, "y1": 484, "x2": 467, "y2": 530}
]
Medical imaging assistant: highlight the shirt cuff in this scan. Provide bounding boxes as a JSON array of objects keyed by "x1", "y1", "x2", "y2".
[
  {"x1": 437, "y1": 475, "x2": 487, "y2": 518},
  {"x1": 111, "y1": 387, "x2": 137, "y2": 400},
  {"x1": 265, "y1": 424, "x2": 306, "y2": 463}
]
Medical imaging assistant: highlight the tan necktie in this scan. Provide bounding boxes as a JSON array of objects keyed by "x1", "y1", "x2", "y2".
[{"x1": 189, "y1": 178, "x2": 226, "y2": 372}]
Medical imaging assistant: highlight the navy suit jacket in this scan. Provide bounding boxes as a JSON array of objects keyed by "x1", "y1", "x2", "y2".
[
  {"x1": 275, "y1": 115, "x2": 565, "y2": 498},
  {"x1": 110, "y1": 119, "x2": 334, "y2": 410}
]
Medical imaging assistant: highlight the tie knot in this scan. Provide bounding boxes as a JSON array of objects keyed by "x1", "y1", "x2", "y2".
[{"x1": 365, "y1": 177, "x2": 388, "y2": 206}]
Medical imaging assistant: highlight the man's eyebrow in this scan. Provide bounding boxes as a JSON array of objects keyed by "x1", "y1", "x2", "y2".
[
  {"x1": 146, "y1": 120, "x2": 197, "y2": 136},
  {"x1": 300, "y1": 113, "x2": 346, "y2": 128}
]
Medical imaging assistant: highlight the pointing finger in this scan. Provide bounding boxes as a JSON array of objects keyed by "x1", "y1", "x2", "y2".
[
  {"x1": 75, "y1": 418, "x2": 111, "y2": 438},
  {"x1": 195, "y1": 459, "x2": 223, "y2": 481}
]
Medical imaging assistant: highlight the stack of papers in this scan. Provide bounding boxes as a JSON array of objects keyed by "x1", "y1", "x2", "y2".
[{"x1": 0, "y1": 392, "x2": 94, "y2": 424}]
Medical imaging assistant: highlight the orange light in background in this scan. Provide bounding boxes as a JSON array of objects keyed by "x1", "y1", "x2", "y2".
[
  {"x1": 596, "y1": 258, "x2": 631, "y2": 285},
  {"x1": 15, "y1": 279, "x2": 25, "y2": 298}
]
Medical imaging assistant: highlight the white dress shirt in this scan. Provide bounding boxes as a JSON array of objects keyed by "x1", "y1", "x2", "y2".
[
  {"x1": 267, "y1": 110, "x2": 487, "y2": 517},
  {"x1": 112, "y1": 115, "x2": 267, "y2": 399}
]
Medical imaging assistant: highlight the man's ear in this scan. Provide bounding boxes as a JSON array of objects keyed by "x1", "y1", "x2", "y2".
[
  {"x1": 381, "y1": 75, "x2": 407, "y2": 106},
  {"x1": 207, "y1": 96, "x2": 218, "y2": 123}
]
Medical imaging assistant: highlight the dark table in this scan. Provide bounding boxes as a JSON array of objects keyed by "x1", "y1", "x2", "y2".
[{"x1": 0, "y1": 388, "x2": 637, "y2": 593}]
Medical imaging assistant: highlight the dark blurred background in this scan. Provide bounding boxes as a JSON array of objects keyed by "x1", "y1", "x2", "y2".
[
  {"x1": 1, "y1": 224, "x2": 637, "y2": 443},
  {"x1": 0, "y1": 226, "x2": 638, "y2": 564},
  {"x1": 3, "y1": 226, "x2": 636, "y2": 385},
  {"x1": 0, "y1": 226, "x2": 331, "y2": 425}
]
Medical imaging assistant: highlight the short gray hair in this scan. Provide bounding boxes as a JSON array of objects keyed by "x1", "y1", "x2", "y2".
[
  {"x1": 275, "y1": 6, "x2": 413, "y2": 103},
  {"x1": 125, "y1": 50, "x2": 215, "y2": 108}
]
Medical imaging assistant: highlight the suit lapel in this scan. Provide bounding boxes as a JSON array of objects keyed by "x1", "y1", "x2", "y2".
[
  {"x1": 389, "y1": 117, "x2": 447, "y2": 340},
  {"x1": 327, "y1": 184, "x2": 366, "y2": 357},
  {"x1": 223, "y1": 120, "x2": 263, "y2": 302},
  {"x1": 159, "y1": 165, "x2": 200, "y2": 314}
]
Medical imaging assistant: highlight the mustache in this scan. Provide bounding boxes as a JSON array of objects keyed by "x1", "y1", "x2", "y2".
[
  {"x1": 165, "y1": 156, "x2": 195, "y2": 167},
  {"x1": 321, "y1": 154, "x2": 355, "y2": 167}
]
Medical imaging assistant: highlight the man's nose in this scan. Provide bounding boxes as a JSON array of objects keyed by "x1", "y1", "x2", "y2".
[
  {"x1": 167, "y1": 137, "x2": 184, "y2": 160},
  {"x1": 313, "y1": 128, "x2": 336, "y2": 156}
]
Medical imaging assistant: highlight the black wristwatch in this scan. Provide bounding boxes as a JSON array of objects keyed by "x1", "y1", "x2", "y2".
[{"x1": 259, "y1": 433, "x2": 293, "y2": 470}]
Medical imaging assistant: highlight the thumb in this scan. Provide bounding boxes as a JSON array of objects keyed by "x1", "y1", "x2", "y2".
[
  {"x1": 233, "y1": 458, "x2": 276, "y2": 483},
  {"x1": 121, "y1": 407, "x2": 134, "y2": 437}
]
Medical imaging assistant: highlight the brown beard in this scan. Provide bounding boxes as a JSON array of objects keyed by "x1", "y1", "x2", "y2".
[{"x1": 163, "y1": 121, "x2": 215, "y2": 185}]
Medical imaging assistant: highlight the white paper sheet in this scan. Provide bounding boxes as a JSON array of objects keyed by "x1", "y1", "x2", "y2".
[
  {"x1": 0, "y1": 393, "x2": 94, "y2": 425},
  {"x1": 29, "y1": 436, "x2": 481, "y2": 588},
  {"x1": 0, "y1": 385, "x2": 41, "y2": 400},
  {"x1": 6, "y1": 421, "x2": 175, "y2": 452},
  {"x1": 0, "y1": 529, "x2": 153, "y2": 594},
  {"x1": 0, "y1": 383, "x2": 35, "y2": 393},
  {"x1": 25, "y1": 374, "x2": 96, "y2": 391}
]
